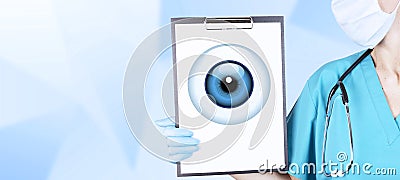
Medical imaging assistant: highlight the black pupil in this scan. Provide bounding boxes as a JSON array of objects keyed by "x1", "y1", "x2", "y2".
[{"x1": 220, "y1": 76, "x2": 238, "y2": 93}]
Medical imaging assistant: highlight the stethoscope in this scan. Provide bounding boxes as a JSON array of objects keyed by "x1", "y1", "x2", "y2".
[{"x1": 321, "y1": 49, "x2": 373, "y2": 177}]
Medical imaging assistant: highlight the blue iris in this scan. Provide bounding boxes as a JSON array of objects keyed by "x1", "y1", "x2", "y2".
[{"x1": 205, "y1": 60, "x2": 254, "y2": 108}]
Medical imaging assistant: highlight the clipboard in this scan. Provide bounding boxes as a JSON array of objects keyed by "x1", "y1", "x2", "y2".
[{"x1": 171, "y1": 16, "x2": 287, "y2": 177}]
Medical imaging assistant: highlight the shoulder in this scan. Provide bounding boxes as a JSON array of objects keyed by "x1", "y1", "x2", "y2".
[
  {"x1": 299, "y1": 50, "x2": 369, "y2": 108},
  {"x1": 306, "y1": 50, "x2": 368, "y2": 93}
]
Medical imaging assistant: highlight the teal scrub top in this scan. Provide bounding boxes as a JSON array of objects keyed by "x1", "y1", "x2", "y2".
[{"x1": 287, "y1": 50, "x2": 400, "y2": 179}]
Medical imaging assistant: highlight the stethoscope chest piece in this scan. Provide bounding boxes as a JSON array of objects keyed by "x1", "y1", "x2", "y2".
[{"x1": 331, "y1": 169, "x2": 345, "y2": 178}]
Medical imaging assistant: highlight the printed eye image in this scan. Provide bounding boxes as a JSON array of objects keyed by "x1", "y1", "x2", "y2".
[
  {"x1": 205, "y1": 60, "x2": 254, "y2": 108},
  {"x1": 187, "y1": 43, "x2": 272, "y2": 125}
]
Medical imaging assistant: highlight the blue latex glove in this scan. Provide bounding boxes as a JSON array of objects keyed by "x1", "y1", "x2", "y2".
[{"x1": 154, "y1": 117, "x2": 200, "y2": 163}]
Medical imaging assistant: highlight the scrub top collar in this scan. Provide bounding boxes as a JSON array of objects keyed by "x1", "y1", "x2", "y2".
[{"x1": 361, "y1": 54, "x2": 400, "y2": 145}]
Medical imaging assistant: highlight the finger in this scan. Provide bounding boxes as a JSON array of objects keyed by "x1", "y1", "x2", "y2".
[
  {"x1": 163, "y1": 127, "x2": 193, "y2": 137},
  {"x1": 167, "y1": 137, "x2": 200, "y2": 147},
  {"x1": 169, "y1": 153, "x2": 193, "y2": 163},
  {"x1": 154, "y1": 117, "x2": 175, "y2": 127},
  {"x1": 169, "y1": 145, "x2": 199, "y2": 155}
]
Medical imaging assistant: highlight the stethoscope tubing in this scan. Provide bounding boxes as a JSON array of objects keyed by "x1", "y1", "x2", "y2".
[{"x1": 321, "y1": 49, "x2": 372, "y2": 177}]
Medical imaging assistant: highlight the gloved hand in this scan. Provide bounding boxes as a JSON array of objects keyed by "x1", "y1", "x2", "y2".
[{"x1": 154, "y1": 117, "x2": 200, "y2": 163}]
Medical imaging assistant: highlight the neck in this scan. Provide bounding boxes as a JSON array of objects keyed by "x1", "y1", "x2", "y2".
[
  {"x1": 373, "y1": 45, "x2": 400, "y2": 73},
  {"x1": 372, "y1": 50, "x2": 400, "y2": 83},
  {"x1": 373, "y1": 16, "x2": 400, "y2": 74}
]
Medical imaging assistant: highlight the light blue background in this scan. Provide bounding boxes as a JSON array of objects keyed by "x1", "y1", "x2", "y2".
[{"x1": 0, "y1": 0, "x2": 363, "y2": 179}]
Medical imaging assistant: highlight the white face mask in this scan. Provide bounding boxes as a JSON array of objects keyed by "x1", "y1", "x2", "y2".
[{"x1": 332, "y1": 0, "x2": 400, "y2": 48}]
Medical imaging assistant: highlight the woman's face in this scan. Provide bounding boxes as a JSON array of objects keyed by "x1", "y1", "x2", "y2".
[
  {"x1": 378, "y1": 0, "x2": 399, "y2": 13},
  {"x1": 378, "y1": 0, "x2": 400, "y2": 44}
]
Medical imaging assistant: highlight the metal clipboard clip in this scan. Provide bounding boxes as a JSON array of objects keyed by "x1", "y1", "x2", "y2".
[{"x1": 204, "y1": 17, "x2": 253, "y2": 30}]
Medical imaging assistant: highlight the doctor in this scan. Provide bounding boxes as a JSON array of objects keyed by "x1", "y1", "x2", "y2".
[{"x1": 156, "y1": 0, "x2": 400, "y2": 179}]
